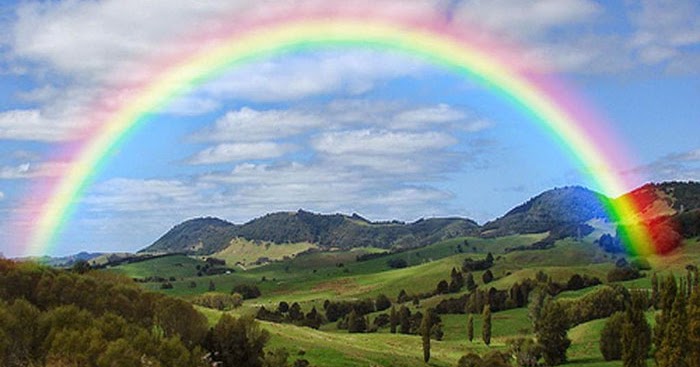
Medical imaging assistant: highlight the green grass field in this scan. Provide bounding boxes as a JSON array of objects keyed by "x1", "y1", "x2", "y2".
[{"x1": 109, "y1": 236, "x2": 700, "y2": 367}]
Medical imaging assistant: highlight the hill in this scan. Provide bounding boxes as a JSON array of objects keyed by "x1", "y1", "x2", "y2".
[
  {"x1": 616, "y1": 181, "x2": 700, "y2": 221},
  {"x1": 142, "y1": 210, "x2": 480, "y2": 255},
  {"x1": 480, "y1": 186, "x2": 609, "y2": 237}
]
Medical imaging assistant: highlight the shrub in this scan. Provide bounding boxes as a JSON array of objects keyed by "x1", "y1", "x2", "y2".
[{"x1": 191, "y1": 292, "x2": 243, "y2": 311}]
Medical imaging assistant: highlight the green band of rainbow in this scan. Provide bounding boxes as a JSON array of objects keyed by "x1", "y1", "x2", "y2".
[{"x1": 24, "y1": 16, "x2": 654, "y2": 256}]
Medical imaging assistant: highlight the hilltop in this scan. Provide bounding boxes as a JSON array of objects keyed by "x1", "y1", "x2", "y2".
[
  {"x1": 142, "y1": 182, "x2": 700, "y2": 257},
  {"x1": 142, "y1": 210, "x2": 480, "y2": 255}
]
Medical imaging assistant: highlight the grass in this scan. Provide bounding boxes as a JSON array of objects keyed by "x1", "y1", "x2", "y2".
[{"x1": 107, "y1": 236, "x2": 700, "y2": 367}]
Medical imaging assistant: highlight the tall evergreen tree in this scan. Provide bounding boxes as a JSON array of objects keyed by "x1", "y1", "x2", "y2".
[
  {"x1": 600, "y1": 312, "x2": 624, "y2": 361},
  {"x1": 656, "y1": 288, "x2": 688, "y2": 367},
  {"x1": 467, "y1": 314, "x2": 474, "y2": 343},
  {"x1": 482, "y1": 305, "x2": 492, "y2": 346},
  {"x1": 399, "y1": 306, "x2": 411, "y2": 334},
  {"x1": 621, "y1": 291, "x2": 651, "y2": 367},
  {"x1": 465, "y1": 272, "x2": 477, "y2": 291},
  {"x1": 651, "y1": 272, "x2": 659, "y2": 309},
  {"x1": 389, "y1": 306, "x2": 398, "y2": 334},
  {"x1": 420, "y1": 310, "x2": 432, "y2": 363},
  {"x1": 688, "y1": 287, "x2": 700, "y2": 367},
  {"x1": 535, "y1": 301, "x2": 571, "y2": 366},
  {"x1": 654, "y1": 274, "x2": 678, "y2": 352}
]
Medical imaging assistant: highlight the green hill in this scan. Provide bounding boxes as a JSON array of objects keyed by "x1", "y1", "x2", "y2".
[
  {"x1": 481, "y1": 186, "x2": 609, "y2": 237},
  {"x1": 142, "y1": 210, "x2": 480, "y2": 255}
]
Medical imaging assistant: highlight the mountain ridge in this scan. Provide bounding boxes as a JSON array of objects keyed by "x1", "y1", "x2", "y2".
[{"x1": 142, "y1": 181, "x2": 700, "y2": 256}]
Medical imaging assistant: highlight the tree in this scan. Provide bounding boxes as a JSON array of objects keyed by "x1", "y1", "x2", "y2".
[
  {"x1": 375, "y1": 294, "x2": 392, "y2": 312},
  {"x1": 399, "y1": 306, "x2": 411, "y2": 334},
  {"x1": 389, "y1": 306, "x2": 398, "y2": 334},
  {"x1": 651, "y1": 272, "x2": 660, "y2": 309},
  {"x1": 656, "y1": 288, "x2": 688, "y2": 367},
  {"x1": 482, "y1": 305, "x2": 492, "y2": 346},
  {"x1": 465, "y1": 272, "x2": 477, "y2": 291},
  {"x1": 206, "y1": 314, "x2": 270, "y2": 367},
  {"x1": 288, "y1": 303, "x2": 303, "y2": 322},
  {"x1": 600, "y1": 312, "x2": 624, "y2": 361},
  {"x1": 457, "y1": 353, "x2": 483, "y2": 367},
  {"x1": 688, "y1": 287, "x2": 700, "y2": 367},
  {"x1": 346, "y1": 309, "x2": 366, "y2": 333},
  {"x1": 278, "y1": 301, "x2": 290, "y2": 313},
  {"x1": 420, "y1": 310, "x2": 432, "y2": 363},
  {"x1": 155, "y1": 297, "x2": 208, "y2": 348},
  {"x1": 482, "y1": 269, "x2": 494, "y2": 284},
  {"x1": 71, "y1": 260, "x2": 91, "y2": 274},
  {"x1": 509, "y1": 338, "x2": 543, "y2": 367},
  {"x1": 621, "y1": 291, "x2": 651, "y2": 367},
  {"x1": 535, "y1": 300, "x2": 571, "y2": 366},
  {"x1": 528, "y1": 287, "x2": 548, "y2": 326},
  {"x1": 467, "y1": 314, "x2": 474, "y2": 342},
  {"x1": 436, "y1": 280, "x2": 449, "y2": 294}
]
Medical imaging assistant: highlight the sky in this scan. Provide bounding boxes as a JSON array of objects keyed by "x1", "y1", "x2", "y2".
[{"x1": 0, "y1": 0, "x2": 698, "y2": 257}]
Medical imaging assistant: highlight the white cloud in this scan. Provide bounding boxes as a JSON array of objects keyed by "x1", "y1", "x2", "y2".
[
  {"x1": 187, "y1": 142, "x2": 296, "y2": 165},
  {"x1": 0, "y1": 161, "x2": 67, "y2": 179},
  {"x1": 312, "y1": 130, "x2": 456, "y2": 156},
  {"x1": 193, "y1": 107, "x2": 325, "y2": 142},
  {"x1": 0, "y1": 191, "x2": 4, "y2": 201},
  {"x1": 0, "y1": 109, "x2": 77, "y2": 141}
]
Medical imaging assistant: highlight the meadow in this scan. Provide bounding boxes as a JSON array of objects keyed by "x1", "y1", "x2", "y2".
[{"x1": 109, "y1": 235, "x2": 700, "y2": 367}]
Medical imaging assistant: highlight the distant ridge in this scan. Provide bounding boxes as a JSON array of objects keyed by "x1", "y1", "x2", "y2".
[
  {"x1": 481, "y1": 186, "x2": 608, "y2": 237},
  {"x1": 142, "y1": 181, "x2": 700, "y2": 255},
  {"x1": 141, "y1": 210, "x2": 480, "y2": 255}
]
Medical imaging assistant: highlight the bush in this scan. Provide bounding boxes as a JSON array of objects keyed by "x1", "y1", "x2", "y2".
[
  {"x1": 191, "y1": 292, "x2": 243, "y2": 311},
  {"x1": 387, "y1": 258, "x2": 408, "y2": 269},
  {"x1": 607, "y1": 266, "x2": 641, "y2": 283},
  {"x1": 600, "y1": 312, "x2": 624, "y2": 361},
  {"x1": 232, "y1": 284, "x2": 261, "y2": 299}
]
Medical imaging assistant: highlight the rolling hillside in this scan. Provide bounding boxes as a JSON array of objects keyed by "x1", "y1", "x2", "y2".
[{"x1": 142, "y1": 210, "x2": 481, "y2": 255}]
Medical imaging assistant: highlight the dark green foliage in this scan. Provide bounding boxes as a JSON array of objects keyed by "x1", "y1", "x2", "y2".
[
  {"x1": 191, "y1": 292, "x2": 242, "y2": 311},
  {"x1": 278, "y1": 301, "x2": 290, "y2": 313},
  {"x1": 206, "y1": 314, "x2": 269, "y2": 367},
  {"x1": 0, "y1": 259, "x2": 208, "y2": 367},
  {"x1": 482, "y1": 305, "x2": 492, "y2": 346},
  {"x1": 375, "y1": 294, "x2": 392, "y2": 311},
  {"x1": 232, "y1": 284, "x2": 261, "y2": 299},
  {"x1": 420, "y1": 310, "x2": 432, "y2": 363},
  {"x1": 535, "y1": 301, "x2": 571, "y2": 366},
  {"x1": 346, "y1": 310, "x2": 367, "y2": 333},
  {"x1": 600, "y1": 312, "x2": 624, "y2": 361},
  {"x1": 456, "y1": 351, "x2": 510, "y2": 367},
  {"x1": 449, "y1": 268, "x2": 465, "y2": 293},
  {"x1": 467, "y1": 314, "x2": 474, "y2": 342},
  {"x1": 457, "y1": 353, "x2": 483, "y2": 367},
  {"x1": 461, "y1": 255, "x2": 494, "y2": 272},
  {"x1": 465, "y1": 272, "x2": 477, "y2": 291},
  {"x1": 688, "y1": 288, "x2": 700, "y2": 367},
  {"x1": 621, "y1": 291, "x2": 651, "y2": 367},
  {"x1": 561, "y1": 285, "x2": 628, "y2": 327},
  {"x1": 656, "y1": 287, "x2": 688, "y2": 367},
  {"x1": 508, "y1": 338, "x2": 543, "y2": 367},
  {"x1": 482, "y1": 269, "x2": 494, "y2": 284},
  {"x1": 399, "y1": 306, "x2": 411, "y2": 334},
  {"x1": 387, "y1": 258, "x2": 408, "y2": 269},
  {"x1": 302, "y1": 307, "x2": 324, "y2": 329},
  {"x1": 436, "y1": 280, "x2": 450, "y2": 294},
  {"x1": 389, "y1": 306, "x2": 398, "y2": 333},
  {"x1": 71, "y1": 260, "x2": 91, "y2": 274},
  {"x1": 607, "y1": 265, "x2": 642, "y2": 282},
  {"x1": 145, "y1": 211, "x2": 479, "y2": 254}
]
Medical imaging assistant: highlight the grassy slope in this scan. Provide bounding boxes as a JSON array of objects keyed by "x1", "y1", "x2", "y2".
[
  {"x1": 112, "y1": 236, "x2": 700, "y2": 367},
  {"x1": 212, "y1": 238, "x2": 318, "y2": 267}
]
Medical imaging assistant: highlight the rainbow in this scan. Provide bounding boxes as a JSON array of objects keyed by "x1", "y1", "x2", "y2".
[{"x1": 22, "y1": 7, "x2": 656, "y2": 256}]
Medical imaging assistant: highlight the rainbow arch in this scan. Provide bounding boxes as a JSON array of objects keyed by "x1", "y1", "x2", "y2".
[{"x1": 23, "y1": 10, "x2": 655, "y2": 256}]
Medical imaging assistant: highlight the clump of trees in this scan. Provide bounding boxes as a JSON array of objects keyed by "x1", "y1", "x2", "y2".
[
  {"x1": 0, "y1": 258, "x2": 280, "y2": 367},
  {"x1": 256, "y1": 302, "x2": 324, "y2": 329},
  {"x1": 461, "y1": 253, "x2": 494, "y2": 272},
  {"x1": 191, "y1": 292, "x2": 243, "y2": 311},
  {"x1": 232, "y1": 284, "x2": 261, "y2": 299}
]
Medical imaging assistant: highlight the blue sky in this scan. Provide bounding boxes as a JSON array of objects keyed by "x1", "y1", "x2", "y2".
[{"x1": 0, "y1": 0, "x2": 698, "y2": 257}]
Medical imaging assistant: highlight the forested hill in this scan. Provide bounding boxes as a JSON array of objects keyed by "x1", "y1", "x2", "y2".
[
  {"x1": 480, "y1": 186, "x2": 609, "y2": 237},
  {"x1": 142, "y1": 210, "x2": 480, "y2": 255},
  {"x1": 143, "y1": 181, "x2": 700, "y2": 255}
]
